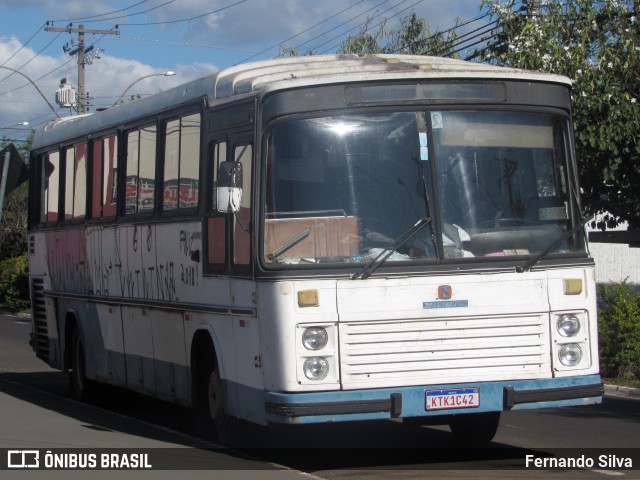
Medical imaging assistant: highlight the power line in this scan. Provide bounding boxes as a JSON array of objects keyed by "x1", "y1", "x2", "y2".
[
  {"x1": 450, "y1": 29, "x2": 498, "y2": 59},
  {"x1": 0, "y1": 1, "x2": 161, "y2": 102},
  {"x1": 122, "y1": 0, "x2": 247, "y2": 26},
  {"x1": 103, "y1": 35, "x2": 266, "y2": 54},
  {"x1": 406, "y1": 11, "x2": 493, "y2": 56},
  {"x1": 423, "y1": 20, "x2": 498, "y2": 57},
  {"x1": 0, "y1": 23, "x2": 47, "y2": 68},
  {"x1": 47, "y1": 0, "x2": 153, "y2": 23},
  {"x1": 238, "y1": 0, "x2": 369, "y2": 64},
  {"x1": 0, "y1": 31, "x2": 63, "y2": 87},
  {"x1": 47, "y1": 0, "x2": 174, "y2": 25},
  {"x1": 313, "y1": 0, "x2": 423, "y2": 55},
  {"x1": 292, "y1": 0, "x2": 394, "y2": 53}
]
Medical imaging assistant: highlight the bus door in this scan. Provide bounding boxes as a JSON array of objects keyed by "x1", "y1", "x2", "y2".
[{"x1": 204, "y1": 102, "x2": 261, "y2": 420}]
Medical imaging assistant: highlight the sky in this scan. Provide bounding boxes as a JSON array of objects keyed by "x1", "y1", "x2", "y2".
[{"x1": 0, "y1": 0, "x2": 486, "y2": 143}]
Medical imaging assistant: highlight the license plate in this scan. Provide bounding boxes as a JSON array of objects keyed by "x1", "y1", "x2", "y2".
[{"x1": 426, "y1": 388, "x2": 480, "y2": 410}]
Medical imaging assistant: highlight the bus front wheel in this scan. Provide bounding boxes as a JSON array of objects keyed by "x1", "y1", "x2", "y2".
[
  {"x1": 448, "y1": 412, "x2": 500, "y2": 444},
  {"x1": 196, "y1": 361, "x2": 241, "y2": 447}
]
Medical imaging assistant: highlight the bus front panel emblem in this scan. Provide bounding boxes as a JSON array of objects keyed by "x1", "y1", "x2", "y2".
[{"x1": 438, "y1": 285, "x2": 452, "y2": 300}]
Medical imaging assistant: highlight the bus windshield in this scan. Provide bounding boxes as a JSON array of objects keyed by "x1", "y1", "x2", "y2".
[{"x1": 263, "y1": 109, "x2": 583, "y2": 268}]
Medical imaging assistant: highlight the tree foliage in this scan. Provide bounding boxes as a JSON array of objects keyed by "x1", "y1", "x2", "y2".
[
  {"x1": 338, "y1": 13, "x2": 459, "y2": 56},
  {"x1": 479, "y1": 0, "x2": 640, "y2": 230},
  {"x1": 598, "y1": 282, "x2": 640, "y2": 380},
  {"x1": 340, "y1": 17, "x2": 388, "y2": 54},
  {"x1": 389, "y1": 13, "x2": 459, "y2": 57},
  {"x1": 0, "y1": 253, "x2": 30, "y2": 312},
  {"x1": 0, "y1": 182, "x2": 28, "y2": 260}
]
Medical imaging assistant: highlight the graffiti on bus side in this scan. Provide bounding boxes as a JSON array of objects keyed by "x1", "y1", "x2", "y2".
[
  {"x1": 179, "y1": 229, "x2": 200, "y2": 287},
  {"x1": 47, "y1": 226, "x2": 201, "y2": 302},
  {"x1": 46, "y1": 230, "x2": 90, "y2": 295}
]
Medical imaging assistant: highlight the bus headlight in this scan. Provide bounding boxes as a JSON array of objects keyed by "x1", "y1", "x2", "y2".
[
  {"x1": 303, "y1": 357, "x2": 329, "y2": 380},
  {"x1": 557, "y1": 314, "x2": 580, "y2": 337},
  {"x1": 559, "y1": 343, "x2": 583, "y2": 367},
  {"x1": 302, "y1": 327, "x2": 328, "y2": 350}
]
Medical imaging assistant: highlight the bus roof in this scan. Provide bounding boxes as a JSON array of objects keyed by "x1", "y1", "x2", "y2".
[
  {"x1": 214, "y1": 54, "x2": 571, "y2": 97},
  {"x1": 33, "y1": 54, "x2": 571, "y2": 150}
]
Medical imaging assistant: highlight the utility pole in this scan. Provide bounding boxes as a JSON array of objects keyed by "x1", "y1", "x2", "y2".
[{"x1": 45, "y1": 24, "x2": 119, "y2": 114}]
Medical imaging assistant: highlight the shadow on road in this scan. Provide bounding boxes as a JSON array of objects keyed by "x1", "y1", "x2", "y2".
[
  {"x1": 0, "y1": 370, "x2": 567, "y2": 473},
  {"x1": 244, "y1": 421, "x2": 546, "y2": 472},
  {"x1": 0, "y1": 371, "x2": 205, "y2": 448}
]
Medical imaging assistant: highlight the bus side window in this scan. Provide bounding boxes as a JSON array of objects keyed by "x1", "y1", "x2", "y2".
[
  {"x1": 205, "y1": 140, "x2": 227, "y2": 272},
  {"x1": 40, "y1": 151, "x2": 60, "y2": 224},
  {"x1": 74, "y1": 144, "x2": 87, "y2": 220},
  {"x1": 211, "y1": 141, "x2": 227, "y2": 211},
  {"x1": 163, "y1": 113, "x2": 201, "y2": 212},
  {"x1": 125, "y1": 125, "x2": 156, "y2": 215},
  {"x1": 91, "y1": 135, "x2": 118, "y2": 219},
  {"x1": 62, "y1": 144, "x2": 87, "y2": 222},
  {"x1": 232, "y1": 142, "x2": 252, "y2": 268}
]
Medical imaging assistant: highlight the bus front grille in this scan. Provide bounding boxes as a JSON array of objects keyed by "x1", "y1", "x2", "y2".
[
  {"x1": 31, "y1": 278, "x2": 50, "y2": 362},
  {"x1": 339, "y1": 315, "x2": 550, "y2": 389}
]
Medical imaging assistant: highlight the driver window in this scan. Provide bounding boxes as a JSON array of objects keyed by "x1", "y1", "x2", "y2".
[
  {"x1": 205, "y1": 140, "x2": 227, "y2": 272},
  {"x1": 233, "y1": 142, "x2": 252, "y2": 267}
]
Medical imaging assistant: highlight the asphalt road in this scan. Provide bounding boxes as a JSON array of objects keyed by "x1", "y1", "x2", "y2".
[
  {"x1": 0, "y1": 314, "x2": 312, "y2": 479},
  {"x1": 1, "y1": 313, "x2": 639, "y2": 479}
]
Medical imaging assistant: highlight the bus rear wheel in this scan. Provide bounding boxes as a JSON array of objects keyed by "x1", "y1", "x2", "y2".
[
  {"x1": 448, "y1": 412, "x2": 500, "y2": 444},
  {"x1": 69, "y1": 326, "x2": 97, "y2": 402}
]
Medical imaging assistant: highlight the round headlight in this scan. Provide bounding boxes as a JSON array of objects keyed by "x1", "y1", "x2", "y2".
[
  {"x1": 302, "y1": 327, "x2": 328, "y2": 350},
  {"x1": 559, "y1": 343, "x2": 583, "y2": 367},
  {"x1": 557, "y1": 314, "x2": 580, "y2": 337},
  {"x1": 303, "y1": 357, "x2": 329, "y2": 380}
]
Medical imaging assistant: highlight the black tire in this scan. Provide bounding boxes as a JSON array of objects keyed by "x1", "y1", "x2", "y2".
[
  {"x1": 195, "y1": 354, "x2": 241, "y2": 447},
  {"x1": 449, "y1": 412, "x2": 500, "y2": 444},
  {"x1": 68, "y1": 326, "x2": 98, "y2": 402}
]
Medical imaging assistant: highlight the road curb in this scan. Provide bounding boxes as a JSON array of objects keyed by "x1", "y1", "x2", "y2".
[{"x1": 604, "y1": 384, "x2": 640, "y2": 399}]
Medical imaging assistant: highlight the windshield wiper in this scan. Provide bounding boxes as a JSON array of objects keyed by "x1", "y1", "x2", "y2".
[
  {"x1": 352, "y1": 217, "x2": 432, "y2": 280},
  {"x1": 516, "y1": 216, "x2": 592, "y2": 273},
  {"x1": 268, "y1": 227, "x2": 311, "y2": 261},
  {"x1": 415, "y1": 153, "x2": 439, "y2": 258}
]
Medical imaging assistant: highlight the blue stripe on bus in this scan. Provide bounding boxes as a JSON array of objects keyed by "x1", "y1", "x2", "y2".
[{"x1": 261, "y1": 375, "x2": 602, "y2": 425}]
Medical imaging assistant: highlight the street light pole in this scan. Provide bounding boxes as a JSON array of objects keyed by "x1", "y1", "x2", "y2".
[
  {"x1": 0, "y1": 66, "x2": 60, "y2": 118},
  {"x1": 112, "y1": 71, "x2": 176, "y2": 107}
]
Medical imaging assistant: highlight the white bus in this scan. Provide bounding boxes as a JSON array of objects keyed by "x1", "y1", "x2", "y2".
[{"x1": 28, "y1": 54, "x2": 603, "y2": 445}]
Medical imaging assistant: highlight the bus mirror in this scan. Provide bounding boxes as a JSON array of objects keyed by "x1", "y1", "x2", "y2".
[{"x1": 216, "y1": 161, "x2": 243, "y2": 213}]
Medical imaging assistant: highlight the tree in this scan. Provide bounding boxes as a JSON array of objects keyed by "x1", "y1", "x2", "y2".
[
  {"x1": 338, "y1": 12, "x2": 459, "y2": 57},
  {"x1": 387, "y1": 12, "x2": 459, "y2": 57},
  {"x1": 339, "y1": 17, "x2": 388, "y2": 54},
  {"x1": 479, "y1": 0, "x2": 640, "y2": 230}
]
